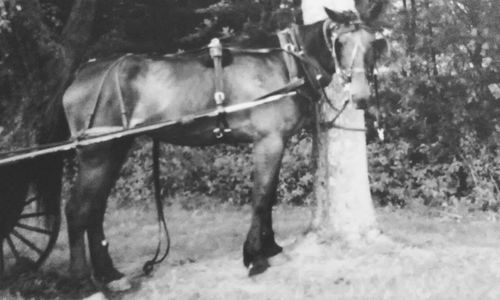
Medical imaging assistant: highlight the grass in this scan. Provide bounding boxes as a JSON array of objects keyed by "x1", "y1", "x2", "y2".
[{"x1": 2, "y1": 200, "x2": 500, "y2": 299}]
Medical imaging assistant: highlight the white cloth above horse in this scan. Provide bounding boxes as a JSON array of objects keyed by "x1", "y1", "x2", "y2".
[{"x1": 301, "y1": 0, "x2": 356, "y2": 24}]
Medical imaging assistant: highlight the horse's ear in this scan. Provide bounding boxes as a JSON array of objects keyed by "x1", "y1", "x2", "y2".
[
  {"x1": 373, "y1": 38, "x2": 389, "y2": 61},
  {"x1": 355, "y1": 0, "x2": 388, "y2": 23},
  {"x1": 354, "y1": 0, "x2": 370, "y2": 16},
  {"x1": 324, "y1": 7, "x2": 354, "y2": 24},
  {"x1": 367, "y1": 0, "x2": 387, "y2": 22}
]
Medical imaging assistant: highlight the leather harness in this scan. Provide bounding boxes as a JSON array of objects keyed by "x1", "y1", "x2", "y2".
[{"x1": 207, "y1": 23, "x2": 332, "y2": 140}]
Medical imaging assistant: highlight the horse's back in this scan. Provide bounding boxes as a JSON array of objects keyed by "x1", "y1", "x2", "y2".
[{"x1": 63, "y1": 51, "x2": 302, "y2": 142}]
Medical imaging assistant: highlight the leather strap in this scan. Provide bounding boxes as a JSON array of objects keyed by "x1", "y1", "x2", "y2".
[
  {"x1": 277, "y1": 28, "x2": 300, "y2": 80},
  {"x1": 86, "y1": 54, "x2": 131, "y2": 131},
  {"x1": 209, "y1": 38, "x2": 232, "y2": 139}
]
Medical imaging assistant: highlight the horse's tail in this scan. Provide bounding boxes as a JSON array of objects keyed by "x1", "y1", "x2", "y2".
[
  {"x1": 33, "y1": 92, "x2": 70, "y2": 216},
  {"x1": 0, "y1": 86, "x2": 70, "y2": 223}
]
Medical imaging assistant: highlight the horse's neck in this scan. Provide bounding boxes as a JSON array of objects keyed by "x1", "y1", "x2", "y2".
[
  {"x1": 296, "y1": 21, "x2": 335, "y2": 74},
  {"x1": 227, "y1": 31, "x2": 281, "y2": 49}
]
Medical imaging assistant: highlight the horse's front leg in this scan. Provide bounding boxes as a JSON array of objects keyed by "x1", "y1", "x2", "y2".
[{"x1": 244, "y1": 134, "x2": 285, "y2": 276}]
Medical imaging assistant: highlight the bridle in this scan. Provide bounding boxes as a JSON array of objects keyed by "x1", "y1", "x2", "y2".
[
  {"x1": 322, "y1": 18, "x2": 385, "y2": 140},
  {"x1": 323, "y1": 18, "x2": 374, "y2": 91}
]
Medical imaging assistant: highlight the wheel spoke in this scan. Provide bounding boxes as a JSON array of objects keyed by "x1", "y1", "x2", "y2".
[
  {"x1": 0, "y1": 182, "x2": 61, "y2": 274},
  {"x1": 24, "y1": 196, "x2": 38, "y2": 206},
  {"x1": 0, "y1": 239, "x2": 4, "y2": 275},
  {"x1": 5, "y1": 236, "x2": 20, "y2": 261},
  {"x1": 11, "y1": 230, "x2": 43, "y2": 255},
  {"x1": 16, "y1": 223, "x2": 52, "y2": 236},
  {"x1": 19, "y1": 212, "x2": 47, "y2": 219}
]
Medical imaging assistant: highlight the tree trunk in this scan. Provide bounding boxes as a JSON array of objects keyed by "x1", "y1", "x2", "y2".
[
  {"x1": 40, "y1": 0, "x2": 99, "y2": 144},
  {"x1": 12, "y1": 0, "x2": 97, "y2": 96},
  {"x1": 407, "y1": 0, "x2": 418, "y2": 74},
  {"x1": 299, "y1": 0, "x2": 380, "y2": 245},
  {"x1": 10, "y1": 0, "x2": 98, "y2": 143},
  {"x1": 301, "y1": 0, "x2": 355, "y2": 24},
  {"x1": 424, "y1": 0, "x2": 438, "y2": 77},
  {"x1": 311, "y1": 76, "x2": 379, "y2": 243}
]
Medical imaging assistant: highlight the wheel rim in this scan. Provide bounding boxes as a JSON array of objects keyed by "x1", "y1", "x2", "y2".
[{"x1": 0, "y1": 183, "x2": 60, "y2": 278}]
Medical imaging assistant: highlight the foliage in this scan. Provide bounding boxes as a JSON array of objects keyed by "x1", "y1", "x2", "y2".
[
  {"x1": 367, "y1": 0, "x2": 500, "y2": 209},
  {"x1": 2, "y1": 0, "x2": 500, "y2": 210},
  {"x1": 112, "y1": 133, "x2": 313, "y2": 207}
]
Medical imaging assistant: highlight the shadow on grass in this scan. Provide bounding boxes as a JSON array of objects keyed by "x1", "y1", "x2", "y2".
[{"x1": 1, "y1": 269, "x2": 96, "y2": 299}]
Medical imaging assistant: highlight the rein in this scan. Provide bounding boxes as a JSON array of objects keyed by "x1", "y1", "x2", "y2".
[
  {"x1": 372, "y1": 70, "x2": 385, "y2": 141},
  {"x1": 143, "y1": 138, "x2": 171, "y2": 275}
]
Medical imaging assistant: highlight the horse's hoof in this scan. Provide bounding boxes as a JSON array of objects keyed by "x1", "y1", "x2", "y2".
[
  {"x1": 248, "y1": 258, "x2": 270, "y2": 277},
  {"x1": 264, "y1": 243, "x2": 283, "y2": 258},
  {"x1": 268, "y1": 252, "x2": 291, "y2": 266},
  {"x1": 243, "y1": 241, "x2": 252, "y2": 268},
  {"x1": 106, "y1": 277, "x2": 132, "y2": 292},
  {"x1": 96, "y1": 269, "x2": 124, "y2": 285}
]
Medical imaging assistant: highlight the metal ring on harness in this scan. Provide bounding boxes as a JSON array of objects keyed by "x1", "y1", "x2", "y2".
[
  {"x1": 214, "y1": 91, "x2": 225, "y2": 105},
  {"x1": 284, "y1": 43, "x2": 298, "y2": 53},
  {"x1": 213, "y1": 106, "x2": 231, "y2": 139}
]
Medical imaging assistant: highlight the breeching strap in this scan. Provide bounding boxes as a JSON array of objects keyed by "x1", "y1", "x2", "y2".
[
  {"x1": 143, "y1": 138, "x2": 171, "y2": 275},
  {"x1": 86, "y1": 54, "x2": 131, "y2": 130}
]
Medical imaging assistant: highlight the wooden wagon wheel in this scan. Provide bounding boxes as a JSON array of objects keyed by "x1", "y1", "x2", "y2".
[{"x1": 0, "y1": 176, "x2": 61, "y2": 278}]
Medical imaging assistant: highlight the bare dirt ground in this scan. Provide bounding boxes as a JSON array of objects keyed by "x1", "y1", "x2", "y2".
[{"x1": 2, "y1": 200, "x2": 500, "y2": 299}]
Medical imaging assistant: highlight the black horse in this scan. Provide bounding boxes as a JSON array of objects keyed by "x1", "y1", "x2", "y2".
[{"x1": 28, "y1": 5, "x2": 388, "y2": 288}]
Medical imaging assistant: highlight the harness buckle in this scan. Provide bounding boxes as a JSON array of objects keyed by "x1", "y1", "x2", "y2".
[
  {"x1": 213, "y1": 106, "x2": 232, "y2": 139},
  {"x1": 209, "y1": 38, "x2": 223, "y2": 58},
  {"x1": 214, "y1": 91, "x2": 225, "y2": 105},
  {"x1": 284, "y1": 43, "x2": 296, "y2": 53},
  {"x1": 213, "y1": 127, "x2": 224, "y2": 139},
  {"x1": 377, "y1": 127, "x2": 385, "y2": 141}
]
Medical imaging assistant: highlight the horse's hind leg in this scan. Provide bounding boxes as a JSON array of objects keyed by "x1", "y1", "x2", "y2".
[
  {"x1": 244, "y1": 134, "x2": 284, "y2": 276},
  {"x1": 66, "y1": 139, "x2": 132, "y2": 284}
]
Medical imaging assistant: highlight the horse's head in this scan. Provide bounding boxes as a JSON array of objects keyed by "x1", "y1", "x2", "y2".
[{"x1": 322, "y1": 3, "x2": 389, "y2": 105}]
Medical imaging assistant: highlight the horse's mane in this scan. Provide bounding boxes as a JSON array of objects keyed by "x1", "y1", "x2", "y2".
[{"x1": 222, "y1": 29, "x2": 281, "y2": 49}]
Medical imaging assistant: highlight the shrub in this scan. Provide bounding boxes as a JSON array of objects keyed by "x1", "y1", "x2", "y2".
[{"x1": 112, "y1": 132, "x2": 313, "y2": 207}]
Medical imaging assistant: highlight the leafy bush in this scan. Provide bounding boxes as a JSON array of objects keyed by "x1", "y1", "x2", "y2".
[{"x1": 112, "y1": 133, "x2": 313, "y2": 207}]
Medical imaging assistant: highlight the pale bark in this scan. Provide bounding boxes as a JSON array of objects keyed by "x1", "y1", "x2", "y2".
[
  {"x1": 299, "y1": 0, "x2": 379, "y2": 243},
  {"x1": 311, "y1": 75, "x2": 379, "y2": 242}
]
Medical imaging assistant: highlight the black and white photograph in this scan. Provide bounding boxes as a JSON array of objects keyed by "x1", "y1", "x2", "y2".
[{"x1": 1, "y1": 0, "x2": 500, "y2": 299}]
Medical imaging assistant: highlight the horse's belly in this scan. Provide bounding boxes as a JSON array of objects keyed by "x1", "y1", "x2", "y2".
[{"x1": 150, "y1": 97, "x2": 304, "y2": 146}]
